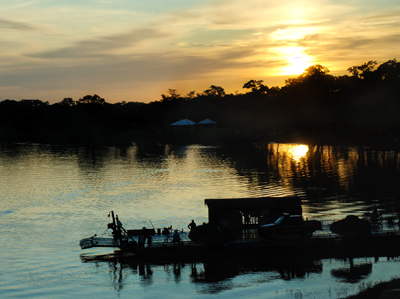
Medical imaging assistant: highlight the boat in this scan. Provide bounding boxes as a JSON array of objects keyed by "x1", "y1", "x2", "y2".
[
  {"x1": 79, "y1": 211, "x2": 138, "y2": 251},
  {"x1": 79, "y1": 197, "x2": 400, "y2": 260},
  {"x1": 79, "y1": 196, "x2": 304, "y2": 252}
]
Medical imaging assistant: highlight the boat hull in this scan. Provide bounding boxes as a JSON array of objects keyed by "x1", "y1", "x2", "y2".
[{"x1": 79, "y1": 237, "x2": 118, "y2": 249}]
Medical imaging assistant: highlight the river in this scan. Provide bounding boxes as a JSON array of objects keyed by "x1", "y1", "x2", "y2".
[{"x1": 0, "y1": 143, "x2": 399, "y2": 298}]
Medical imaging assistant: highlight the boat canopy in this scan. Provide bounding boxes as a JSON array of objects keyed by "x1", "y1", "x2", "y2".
[{"x1": 205, "y1": 196, "x2": 302, "y2": 226}]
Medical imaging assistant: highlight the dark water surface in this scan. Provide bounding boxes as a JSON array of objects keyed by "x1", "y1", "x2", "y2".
[{"x1": 1, "y1": 143, "x2": 399, "y2": 298}]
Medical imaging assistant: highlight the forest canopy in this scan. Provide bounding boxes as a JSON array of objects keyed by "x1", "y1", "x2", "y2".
[{"x1": 1, "y1": 59, "x2": 399, "y2": 146}]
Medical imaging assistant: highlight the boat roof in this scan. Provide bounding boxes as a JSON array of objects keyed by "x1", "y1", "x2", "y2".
[{"x1": 204, "y1": 196, "x2": 301, "y2": 210}]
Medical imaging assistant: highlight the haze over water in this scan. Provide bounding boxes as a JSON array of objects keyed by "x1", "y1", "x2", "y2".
[{"x1": 1, "y1": 143, "x2": 399, "y2": 298}]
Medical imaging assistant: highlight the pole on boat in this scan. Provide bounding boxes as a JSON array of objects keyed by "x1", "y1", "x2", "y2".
[
  {"x1": 110, "y1": 211, "x2": 122, "y2": 246},
  {"x1": 111, "y1": 211, "x2": 116, "y2": 227},
  {"x1": 149, "y1": 220, "x2": 155, "y2": 229}
]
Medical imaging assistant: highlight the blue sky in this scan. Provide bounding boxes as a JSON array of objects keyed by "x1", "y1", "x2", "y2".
[{"x1": 1, "y1": 0, "x2": 400, "y2": 103}]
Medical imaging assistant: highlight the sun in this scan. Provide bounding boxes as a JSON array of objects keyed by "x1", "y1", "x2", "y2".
[
  {"x1": 282, "y1": 52, "x2": 312, "y2": 75},
  {"x1": 278, "y1": 46, "x2": 313, "y2": 75},
  {"x1": 269, "y1": 27, "x2": 315, "y2": 76},
  {"x1": 268, "y1": 46, "x2": 313, "y2": 77}
]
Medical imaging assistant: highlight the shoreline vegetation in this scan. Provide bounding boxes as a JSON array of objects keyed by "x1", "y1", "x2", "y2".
[
  {"x1": 0, "y1": 59, "x2": 400, "y2": 148},
  {"x1": 343, "y1": 277, "x2": 400, "y2": 298}
]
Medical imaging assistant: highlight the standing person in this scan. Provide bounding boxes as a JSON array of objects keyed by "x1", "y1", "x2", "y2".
[
  {"x1": 172, "y1": 230, "x2": 181, "y2": 246},
  {"x1": 188, "y1": 220, "x2": 196, "y2": 230},
  {"x1": 147, "y1": 231, "x2": 153, "y2": 247},
  {"x1": 372, "y1": 205, "x2": 378, "y2": 225},
  {"x1": 138, "y1": 227, "x2": 146, "y2": 248}
]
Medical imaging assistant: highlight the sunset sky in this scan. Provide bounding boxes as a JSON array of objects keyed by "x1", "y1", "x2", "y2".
[{"x1": 1, "y1": 0, "x2": 399, "y2": 103}]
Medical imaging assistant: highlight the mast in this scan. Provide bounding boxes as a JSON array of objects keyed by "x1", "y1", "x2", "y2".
[
  {"x1": 111, "y1": 211, "x2": 116, "y2": 228},
  {"x1": 110, "y1": 211, "x2": 122, "y2": 246}
]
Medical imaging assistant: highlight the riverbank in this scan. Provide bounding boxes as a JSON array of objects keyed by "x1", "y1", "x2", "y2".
[{"x1": 344, "y1": 277, "x2": 400, "y2": 298}]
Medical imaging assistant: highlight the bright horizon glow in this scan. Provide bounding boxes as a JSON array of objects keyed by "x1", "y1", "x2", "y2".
[
  {"x1": 0, "y1": 0, "x2": 399, "y2": 103},
  {"x1": 274, "y1": 46, "x2": 314, "y2": 76},
  {"x1": 291, "y1": 145, "x2": 309, "y2": 161},
  {"x1": 283, "y1": 54, "x2": 313, "y2": 75}
]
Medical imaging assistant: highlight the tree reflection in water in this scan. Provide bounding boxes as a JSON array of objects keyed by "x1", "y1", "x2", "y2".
[
  {"x1": 80, "y1": 248, "x2": 400, "y2": 296},
  {"x1": 331, "y1": 258, "x2": 373, "y2": 283},
  {"x1": 81, "y1": 252, "x2": 326, "y2": 294}
]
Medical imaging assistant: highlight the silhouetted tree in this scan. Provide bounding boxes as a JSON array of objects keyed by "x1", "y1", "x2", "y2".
[
  {"x1": 78, "y1": 94, "x2": 106, "y2": 105},
  {"x1": 161, "y1": 89, "x2": 181, "y2": 102},
  {"x1": 267, "y1": 86, "x2": 281, "y2": 98},
  {"x1": 347, "y1": 61, "x2": 377, "y2": 80},
  {"x1": 20, "y1": 99, "x2": 49, "y2": 107},
  {"x1": 376, "y1": 59, "x2": 400, "y2": 82},
  {"x1": 202, "y1": 85, "x2": 225, "y2": 97},
  {"x1": 57, "y1": 98, "x2": 76, "y2": 106},
  {"x1": 185, "y1": 91, "x2": 196, "y2": 100},
  {"x1": 243, "y1": 80, "x2": 269, "y2": 94},
  {"x1": 1, "y1": 59, "x2": 400, "y2": 146}
]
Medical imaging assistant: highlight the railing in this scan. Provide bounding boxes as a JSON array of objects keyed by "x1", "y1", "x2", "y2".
[{"x1": 240, "y1": 219, "x2": 400, "y2": 240}]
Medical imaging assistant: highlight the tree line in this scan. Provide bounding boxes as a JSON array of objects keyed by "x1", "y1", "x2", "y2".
[{"x1": 1, "y1": 59, "x2": 399, "y2": 146}]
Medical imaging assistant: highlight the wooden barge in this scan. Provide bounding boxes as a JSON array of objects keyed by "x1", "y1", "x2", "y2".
[
  {"x1": 81, "y1": 232, "x2": 400, "y2": 264},
  {"x1": 79, "y1": 196, "x2": 400, "y2": 260}
]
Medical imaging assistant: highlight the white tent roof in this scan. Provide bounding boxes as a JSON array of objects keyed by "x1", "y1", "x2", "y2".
[
  {"x1": 198, "y1": 119, "x2": 217, "y2": 125},
  {"x1": 171, "y1": 119, "x2": 196, "y2": 126}
]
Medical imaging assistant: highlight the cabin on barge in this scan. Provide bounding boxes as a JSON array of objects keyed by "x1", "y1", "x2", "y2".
[{"x1": 204, "y1": 196, "x2": 302, "y2": 239}]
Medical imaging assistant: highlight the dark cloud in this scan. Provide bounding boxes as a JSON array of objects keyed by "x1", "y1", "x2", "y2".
[
  {"x1": 27, "y1": 26, "x2": 172, "y2": 59},
  {"x1": 0, "y1": 19, "x2": 38, "y2": 31},
  {"x1": 359, "y1": 10, "x2": 400, "y2": 21},
  {"x1": 319, "y1": 34, "x2": 400, "y2": 52},
  {"x1": 0, "y1": 42, "x2": 263, "y2": 97}
]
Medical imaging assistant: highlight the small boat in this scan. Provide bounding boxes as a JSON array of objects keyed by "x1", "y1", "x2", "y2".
[{"x1": 79, "y1": 211, "x2": 138, "y2": 251}]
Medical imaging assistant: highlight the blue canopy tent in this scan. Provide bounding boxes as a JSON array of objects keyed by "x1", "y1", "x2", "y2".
[
  {"x1": 198, "y1": 119, "x2": 217, "y2": 129},
  {"x1": 171, "y1": 119, "x2": 196, "y2": 131}
]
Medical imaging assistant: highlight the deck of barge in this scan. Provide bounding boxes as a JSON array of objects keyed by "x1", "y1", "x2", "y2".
[
  {"x1": 81, "y1": 218, "x2": 400, "y2": 264},
  {"x1": 106, "y1": 226, "x2": 400, "y2": 262}
]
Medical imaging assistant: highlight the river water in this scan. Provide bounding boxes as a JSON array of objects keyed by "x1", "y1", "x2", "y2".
[{"x1": 0, "y1": 143, "x2": 399, "y2": 298}]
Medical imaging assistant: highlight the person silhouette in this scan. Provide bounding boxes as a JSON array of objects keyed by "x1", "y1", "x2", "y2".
[
  {"x1": 372, "y1": 205, "x2": 378, "y2": 225},
  {"x1": 138, "y1": 227, "x2": 147, "y2": 248},
  {"x1": 188, "y1": 220, "x2": 196, "y2": 230},
  {"x1": 172, "y1": 230, "x2": 181, "y2": 245}
]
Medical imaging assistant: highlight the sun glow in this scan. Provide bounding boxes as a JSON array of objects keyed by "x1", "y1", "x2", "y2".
[
  {"x1": 268, "y1": 45, "x2": 314, "y2": 76},
  {"x1": 280, "y1": 48, "x2": 313, "y2": 75},
  {"x1": 271, "y1": 144, "x2": 310, "y2": 162},
  {"x1": 290, "y1": 145, "x2": 309, "y2": 161},
  {"x1": 269, "y1": 26, "x2": 315, "y2": 76}
]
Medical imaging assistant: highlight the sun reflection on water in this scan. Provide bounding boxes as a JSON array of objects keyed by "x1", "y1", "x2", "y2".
[
  {"x1": 273, "y1": 143, "x2": 309, "y2": 161},
  {"x1": 290, "y1": 144, "x2": 309, "y2": 161}
]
